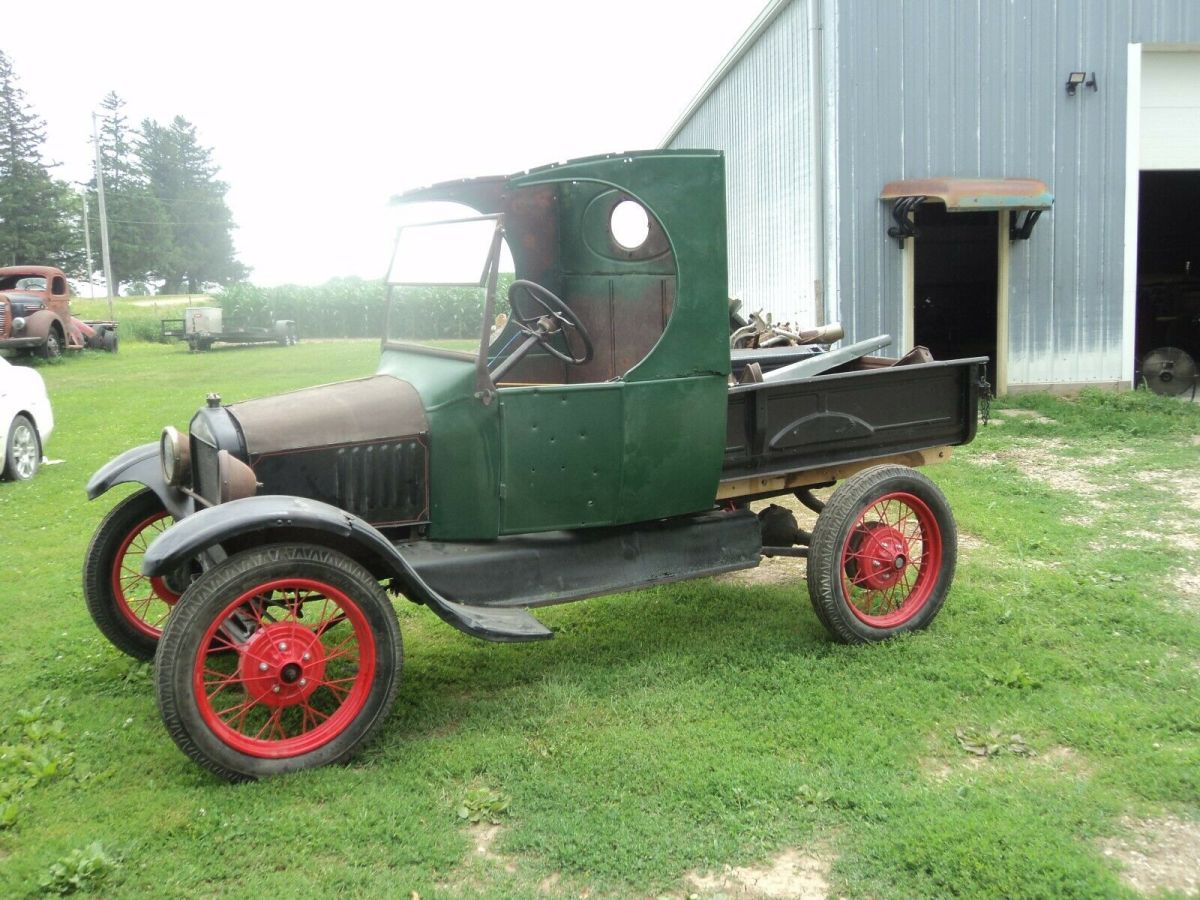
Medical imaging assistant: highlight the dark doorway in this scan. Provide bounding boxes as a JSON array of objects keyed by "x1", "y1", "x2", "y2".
[
  {"x1": 913, "y1": 205, "x2": 999, "y2": 382},
  {"x1": 1134, "y1": 171, "x2": 1200, "y2": 383}
]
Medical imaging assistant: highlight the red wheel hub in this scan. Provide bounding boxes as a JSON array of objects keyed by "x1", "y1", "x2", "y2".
[
  {"x1": 849, "y1": 521, "x2": 912, "y2": 591},
  {"x1": 839, "y1": 491, "x2": 943, "y2": 628},
  {"x1": 239, "y1": 623, "x2": 327, "y2": 708}
]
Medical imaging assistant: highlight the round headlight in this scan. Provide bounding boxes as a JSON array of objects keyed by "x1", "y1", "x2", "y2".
[{"x1": 160, "y1": 426, "x2": 191, "y2": 487}]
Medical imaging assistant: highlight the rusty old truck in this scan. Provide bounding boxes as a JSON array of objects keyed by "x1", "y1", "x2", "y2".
[
  {"x1": 83, "y1": 151, "x2": 984, "y2": 780},
  {"x1": 0, "y1": 266, "x2": 118, "y2": 358}
]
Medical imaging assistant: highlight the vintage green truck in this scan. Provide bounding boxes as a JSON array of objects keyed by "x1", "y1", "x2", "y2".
[{"x1": 83, "y1": 151, "x2": 983, "y2": 780}]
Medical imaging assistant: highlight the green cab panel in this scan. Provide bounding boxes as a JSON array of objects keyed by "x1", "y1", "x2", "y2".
[
  {"x1": 376, "y1": 347, "x2": 501, "y2": 540},
  {"x1": 498, "y1": 383, "x2": 623, "y2": 533}
]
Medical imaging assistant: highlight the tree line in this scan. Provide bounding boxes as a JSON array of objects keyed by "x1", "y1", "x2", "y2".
[{"x1": 0, "y1": 51, "x2": 244, "y2": 293}]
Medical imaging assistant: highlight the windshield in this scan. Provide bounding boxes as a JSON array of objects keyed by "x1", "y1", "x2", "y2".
[{"x1": 384, "y1": 214, "x2": 513, "y2": 357}]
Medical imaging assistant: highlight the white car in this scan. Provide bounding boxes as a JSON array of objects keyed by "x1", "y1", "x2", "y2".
[{"x1": 0, "y1": 356, "x2": 54, "y2": 480}]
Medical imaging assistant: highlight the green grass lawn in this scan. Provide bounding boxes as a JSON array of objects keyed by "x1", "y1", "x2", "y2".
[{"x1": 1, "y1": 343, "x2": 1198, "y2": 897}]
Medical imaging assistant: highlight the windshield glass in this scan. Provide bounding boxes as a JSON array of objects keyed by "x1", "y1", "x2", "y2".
[{"x1": 384, "y1": 214, "x2": 513, "y2": 356}]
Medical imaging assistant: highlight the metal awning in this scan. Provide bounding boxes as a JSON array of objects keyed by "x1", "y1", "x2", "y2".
[{"x1": 880, "y1": 177, "x2": 1053, "y2": 246}]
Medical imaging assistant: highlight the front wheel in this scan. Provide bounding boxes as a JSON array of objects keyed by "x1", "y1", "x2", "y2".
[
  {"x1": 36, "y1": 328, "x2": 63, "y2": 361},
  {"x1": 155, "y1": 544, "x2": 403, "y2": 781},
  {"x1": 83, "y1": 489, "x2": 183, "y2": 659},
  {"x1": 806, "y1": 465, "x2": 957, "y2": 643}
]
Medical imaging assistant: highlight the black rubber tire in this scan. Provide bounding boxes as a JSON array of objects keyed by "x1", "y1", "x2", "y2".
[
  {"x1": 103, "y1": 329, "x2": 118, "y2": 353},
  {"x1": 806, "y1": 464, "x2": 957, "y2": 644},
  {"x1": 3, "y1": 413, "x2": 41, "y2": 481},
  {"x1": 155, "y1": 544, "x2": 403, "y2": 781},
  {"x1": 36, "y1": 327, "x2": 63, "y2": 361},
  {"x1": 83, "y1": 489, "x2": 176, "y2": 660}
]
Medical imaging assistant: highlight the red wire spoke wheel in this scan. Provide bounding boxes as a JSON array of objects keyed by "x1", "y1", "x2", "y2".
[
  {"x1": 195, "y1": 578, "x2": 375, "y2": 758},
  {"x1": 840, "y1": 494, "x2": 941, "y2": 627},
  {"x1": 84, "y1": 489, "x2": 185, "y2": 660},
  {"x1": 111, "y1": 511, "x2": 179, "y2": 638},
  {"x1": 807, "y1": 465, "x2": 957, "y2": 643},
  {"x1": 155, "y1": 545, "x2": 402, "y2": 781}
]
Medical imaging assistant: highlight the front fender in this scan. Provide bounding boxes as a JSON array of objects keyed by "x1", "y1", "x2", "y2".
[
  {"x1": 86, "y1": 442, "x2": 191, "y2": 519},
  {"x1": 22, "y1": 308, "x2": 61, "y2": 341},
  {"x1": 140, "y1": 495, "x2": 551, "y2": 643}
]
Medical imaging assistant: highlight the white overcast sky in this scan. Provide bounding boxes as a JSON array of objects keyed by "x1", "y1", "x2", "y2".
[{"x1": 5, "y1": 2, "x2": 763, "y2": 286}]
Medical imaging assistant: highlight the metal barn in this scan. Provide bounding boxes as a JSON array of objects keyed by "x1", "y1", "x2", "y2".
[{"x1": 665, "y1": 0, "x2": 1200, "y2": 393}]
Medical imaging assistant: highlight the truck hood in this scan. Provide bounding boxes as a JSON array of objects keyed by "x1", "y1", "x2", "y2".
[{"x1": 226, "y1": 374, "x2": 428, "y2": 457}]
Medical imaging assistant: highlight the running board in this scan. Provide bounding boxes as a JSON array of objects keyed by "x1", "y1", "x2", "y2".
[{"x1": 396, "y1": 508, "x2": 762, "y2": 640}]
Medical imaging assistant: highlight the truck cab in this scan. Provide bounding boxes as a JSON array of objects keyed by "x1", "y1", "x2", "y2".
[{"x1": 382, "y1": 151, "x2": 730, "y2": 539}]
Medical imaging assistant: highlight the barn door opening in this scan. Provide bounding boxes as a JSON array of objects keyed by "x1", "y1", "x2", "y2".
[
  {"x1": 911, "y1": 205, "x2": 1000, "y2": 385},
  {"x1": 1133, "y1": 172, "x2": 1200, "y2": 393}
]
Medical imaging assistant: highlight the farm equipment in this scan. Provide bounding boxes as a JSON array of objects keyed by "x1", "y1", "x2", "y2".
[
  {"x1": 0, "y1": 266, "x2": 118, "y2": 359},
  {"x1": 161, "y1": 306, "x2": 297, "y2": 351},
  {"x1": 83, "y1": 150, "x2": 984, "y2": 780}
]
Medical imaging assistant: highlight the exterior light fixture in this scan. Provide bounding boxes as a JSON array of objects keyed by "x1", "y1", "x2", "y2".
[{"x1": 1066, "y1": 71, "x2": 1098, "y2": 96}]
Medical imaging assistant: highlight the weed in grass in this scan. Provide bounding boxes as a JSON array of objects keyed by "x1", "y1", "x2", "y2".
[
  {"x1": 954, "y1": 727, "x2": 1036, "y2": 758},
  {"x1": 0, "y1": 697, "x2": 75, "y2": 830},
  {"x1": 980, "y1": 660, "x2": 1043, "y2": 690},
  {"x1": 39, "y1": 842, "x2": 120, "y2": 895},
  {"x1": 457, "y1": 786, "x2": 512, "y2": 825}
]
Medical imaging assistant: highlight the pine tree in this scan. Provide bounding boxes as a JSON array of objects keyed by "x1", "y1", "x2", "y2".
[
  {"x1": 0, "y1": 50, "x2": 82, "y2": 270},
  {"x1": 139, "y1": 116, "x2": 246, "y2": 293}
]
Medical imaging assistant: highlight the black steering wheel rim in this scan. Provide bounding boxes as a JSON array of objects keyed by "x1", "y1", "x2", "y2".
[{"x1": 507, "y1": 279, "x2": 594, "y2": 365}]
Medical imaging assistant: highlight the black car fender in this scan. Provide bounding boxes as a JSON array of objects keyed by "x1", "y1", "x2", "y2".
[
  {"x1": 86, "y1": 443, "x2": 191, "y2": 519},
  {"x1": 138, "y1": 495, "x2": 533, "y2": 642}
]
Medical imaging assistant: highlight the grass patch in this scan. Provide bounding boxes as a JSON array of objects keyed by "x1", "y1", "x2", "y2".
[{"x1": 1, "y1": 348, "x2": 1198, "y2": 896}]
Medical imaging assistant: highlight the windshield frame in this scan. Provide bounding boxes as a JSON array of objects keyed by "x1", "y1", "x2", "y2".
[{"x1": 381, "y1": 213, "x2": 507, "y2": 398}]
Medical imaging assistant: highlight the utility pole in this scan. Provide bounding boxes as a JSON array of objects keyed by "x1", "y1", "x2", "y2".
[
  {"x1": 92, "y1": 112, "x2": 115, "y2": 320},
  {"x1": 80, "y1": 188, "x2": 94, "y2": 299}
]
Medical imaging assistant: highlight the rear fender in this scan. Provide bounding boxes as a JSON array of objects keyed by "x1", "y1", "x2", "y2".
[
  {"x1": 86, "y1": 442, "x2": 191, "y2": 519},
  {"x1": 139, "y1": 495, "x2": 531, "y2": 642}
]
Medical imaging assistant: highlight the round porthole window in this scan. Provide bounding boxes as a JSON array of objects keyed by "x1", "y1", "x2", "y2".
[{"x1": 610, "y1": 200, "x2": 650, "y2": 251}]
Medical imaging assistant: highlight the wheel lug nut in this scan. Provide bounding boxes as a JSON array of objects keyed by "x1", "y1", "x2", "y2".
[
  {"x1": 278, "y1": 642, "x2": 288, "y2": 651},
  {"x1": 299, "y1": 678, "x2": 308, "y2": 687},
  {"x1": 272, "y1": 685, "x2": 281, "y2": 693},
  {"x1": 302, "y1": 652, "x2": 311, "y2": 662},
  {"x1": 258, "y1": 662, "x2": 269, "y2": 672}
]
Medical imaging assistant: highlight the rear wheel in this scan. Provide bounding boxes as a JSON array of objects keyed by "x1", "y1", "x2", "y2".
[
  {"x1": 83, "y1": 489, "x2": 183, "y2": 659},
  {"x1": 806, "y1": 465, "x2": 957, "y2": 643},
  {"x1": 155, "y1": 544, "x2": 402, "y2": 781}
]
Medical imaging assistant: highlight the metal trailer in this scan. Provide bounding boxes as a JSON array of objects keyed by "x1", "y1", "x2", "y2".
[{"x1": 161, "y1": 307, "x2": 297, "y2": 351}]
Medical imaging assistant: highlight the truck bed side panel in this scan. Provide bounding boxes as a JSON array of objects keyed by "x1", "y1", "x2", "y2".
[{"x1": 724, "y1": 358, "x2": 983, "y2": 480}]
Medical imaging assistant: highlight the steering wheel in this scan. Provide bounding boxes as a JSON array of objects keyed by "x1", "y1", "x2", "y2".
[{"x1": 507, "y1": 280, "x2": 594, "y2": 365}]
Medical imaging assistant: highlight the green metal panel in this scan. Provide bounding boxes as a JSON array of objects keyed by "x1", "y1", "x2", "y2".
[
  {"x1": 508, "y1": 152, "x2": 731, "y2": 384},
  {"x1": 617, "y1": 375, "x2": 728, "y2": 523},
  {"x1": 498, "y1": 383, "x2": 624, "y2": 533},
  {"x1": 376, "y1": 349, "x2": 501, "y2": 540}
]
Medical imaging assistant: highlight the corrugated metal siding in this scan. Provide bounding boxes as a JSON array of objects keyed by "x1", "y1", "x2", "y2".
[
  {"x1": 835, "y1": 0, "x2": 1200, "y2": 385},
  {"x1": 668, "y1": 0, "x2": 821, "y2": 326}
]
